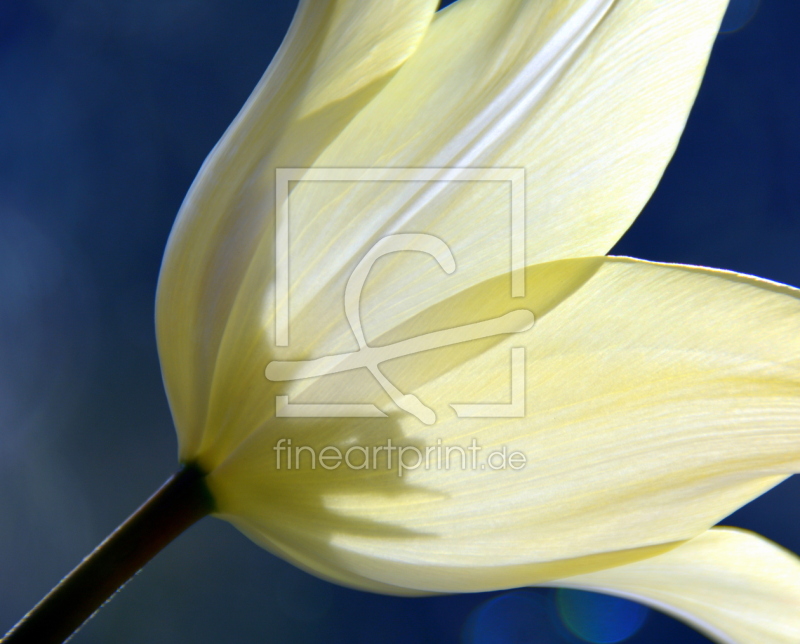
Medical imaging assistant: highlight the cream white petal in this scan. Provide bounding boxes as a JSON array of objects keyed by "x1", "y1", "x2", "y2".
[
  {"x1": 296, "y1": 0, "x2": 441, "y2": 119},
  {"x1": 156, "y1": 0, "x2": 438, "y2": 459},
  {"x1": 553, "y1": 528, "x2": 800, "y2": 644},
  {"x1": 279, "y1": 0, "x2": 731, "y2": 333},
  {"x1": 191, "y1": 0, "x2": 731, "y2": 465},
  {"x1": 208, "y1": 258, "x2": 800, "y2": 592}
]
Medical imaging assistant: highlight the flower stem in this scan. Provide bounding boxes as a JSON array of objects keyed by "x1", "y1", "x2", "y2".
[{"x1": 1, "y1": 463, "x2": 214, "y2": 644}]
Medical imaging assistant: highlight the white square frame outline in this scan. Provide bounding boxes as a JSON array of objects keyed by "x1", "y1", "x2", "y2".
[{"x1": 275, "y1": 166, "x2": 526, "y2": 347}]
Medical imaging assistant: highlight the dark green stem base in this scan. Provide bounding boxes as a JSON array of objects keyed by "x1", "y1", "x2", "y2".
[{"x1": 1, "y1": 464, "x2": 214, "y2": 644}]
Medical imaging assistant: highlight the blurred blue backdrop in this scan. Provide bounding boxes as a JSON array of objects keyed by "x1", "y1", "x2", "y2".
[{"x1": 1, "y1": 1, "x2": 798, "y2": 642}]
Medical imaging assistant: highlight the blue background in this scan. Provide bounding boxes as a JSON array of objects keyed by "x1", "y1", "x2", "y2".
[{"x1": 1, "y1": 1, "x2": 798, "y2": 642}]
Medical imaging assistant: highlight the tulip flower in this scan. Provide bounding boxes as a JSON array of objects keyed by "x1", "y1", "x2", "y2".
[{"x1": 4, "y1": 1, "x2": 799, "y2": 643}]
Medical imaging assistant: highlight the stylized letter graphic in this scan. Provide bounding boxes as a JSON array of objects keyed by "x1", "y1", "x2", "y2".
[{"x1": 266, "y1": 234, "x2": 533, "y2": 425}]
